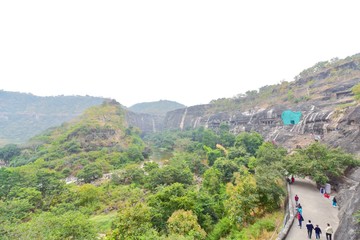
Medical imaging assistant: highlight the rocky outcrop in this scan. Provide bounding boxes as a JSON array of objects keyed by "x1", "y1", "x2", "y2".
[
  {"x1": 125, "y1": 111, "x2": 164, "y2": 135},
  {"x1": 335, "y1": 167, "x2": 360, "y2": 240}
]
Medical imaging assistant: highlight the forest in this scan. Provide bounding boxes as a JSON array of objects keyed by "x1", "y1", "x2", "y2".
[{"x1": 0, "y1": 103, "x2": 358, "y2": 240}]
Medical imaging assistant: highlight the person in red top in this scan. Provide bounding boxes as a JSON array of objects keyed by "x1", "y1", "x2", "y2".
[
  {"x1": 295, "y1": 194, "x2": 299, "y2": 205},
  {"x1": 297, "y1": 212, "x2": 303, "y2": 229},
  {"x1": 291, "y1": 176, "x2": 295, "y2": 183}
]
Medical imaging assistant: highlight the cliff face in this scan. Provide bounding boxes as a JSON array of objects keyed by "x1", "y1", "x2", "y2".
[
  {"x1": 335, "y1": 167, "x2": 360, "y2": 240},
  {"x1": 160, "y1": 99, "x2": 360, "y2": 153},
  {"x1": 125, "y1": 111, "x2": 164, "y2": 135}
]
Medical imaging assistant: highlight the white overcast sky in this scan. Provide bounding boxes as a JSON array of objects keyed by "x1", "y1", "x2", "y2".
[{"x1": 1, "y1": 1, "x2": 360, "y2": 107}]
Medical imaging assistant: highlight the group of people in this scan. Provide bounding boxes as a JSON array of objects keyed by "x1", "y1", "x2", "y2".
[
  {"x1": 295, "y1": 194, "x2": 334, "y2": 240},
  {"x1": 286, "y1": 175, "x2": 295, "y2": 184}
]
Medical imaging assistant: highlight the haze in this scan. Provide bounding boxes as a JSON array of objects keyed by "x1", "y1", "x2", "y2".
[{"x1": 1, "y1": 1, "x2": 360, "y2": 107}]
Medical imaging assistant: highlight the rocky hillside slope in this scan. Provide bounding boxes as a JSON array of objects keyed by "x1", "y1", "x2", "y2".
[{"x1": 131, "y1": 54, "x2": 360, "y2": 155}]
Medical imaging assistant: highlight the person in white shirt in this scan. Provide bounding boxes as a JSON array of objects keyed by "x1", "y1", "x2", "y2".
[{"x1": 325, "y1": 223, "x2": 333, "y2": 240}]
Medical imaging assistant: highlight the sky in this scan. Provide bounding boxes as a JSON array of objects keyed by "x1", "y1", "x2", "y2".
[{"x1": 1, "y1": 1, "x2": 360, "y2": 107}]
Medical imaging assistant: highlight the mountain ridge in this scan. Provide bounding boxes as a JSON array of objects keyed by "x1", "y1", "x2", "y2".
[{"x1": 0, "y1": 91, "x2": 108, "y2": 145}]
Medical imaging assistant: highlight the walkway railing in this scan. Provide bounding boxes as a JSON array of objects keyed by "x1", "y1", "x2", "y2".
[{"x1": 276, "y1": 182, "x2": 295, "y2": 240}]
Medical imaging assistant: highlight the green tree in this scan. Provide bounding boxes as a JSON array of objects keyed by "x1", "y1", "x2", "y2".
[
  {"x1": 15, "y1": 211, "x2": 96, "y2": 240},
  {"x1": 235, "y1": 132, "x2": 264, "y2": 156},
  {"x1": 112, "y1": 164, "x2": 145, "y2": 185},
  {"x1": 255, "y1": 142, "x2": 287, "y2": 167},
  {"x1": 203, "y1": 146, "x2": 224, "y2": 166},
  {"x1": 146, "y1": 165, "x2": 193, "y2": 189},
  {"x1": 111, "y1": 202, "x2": 153, "y2": 239},
  {"x1": 148, "y1": 183, "x2": 196, "y2": 231},
  {"x1": 202, "y1": 168, "x2": 223, "y2": 195},
  {"x1": 77, "y1": 163, "x2": 103, "y2": 183},
  {"x1": 284, "y1": 142, "x2": 359, "y2": 185},
  {"x1": 77, "y1": 184, "x2": 99, "y2": 206},
  {"x1": 352, "y1": 83, "x2": 360, "y2": 100},
  {"x1": 0, "y1": 168, "x2": 22, "y2": 200},
  {"x1": 126, "y1": 146, "x2": 145, "y2": 163},
  {"x1": 218, "y1": 123, "x2": 236, "y2": 148},
  {"x1": 144, "y1": 161, "x2": 159, "y2": 173},
  {"x1": 0, "y1": 144, "x2": 21, "y2": 164},
  {"x1": 213, "y1": 158, "x2": 238, "y2": 183},
  {"x1": 167, "y1": 210, "x2": 206, "y2": 240},
  {"x1": 225, "y1": 171, "x2": 259, "y2": 225}
]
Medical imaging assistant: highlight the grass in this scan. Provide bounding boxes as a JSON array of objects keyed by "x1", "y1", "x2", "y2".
[
  {"x1": 230, "y1": 210, "x2": 284, "y2": 240},
  {"x1": 89, "y1": 211, "x2": 118, "y2": 234}
]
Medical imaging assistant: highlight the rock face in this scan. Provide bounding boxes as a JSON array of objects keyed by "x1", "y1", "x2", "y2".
[
  {"x1": 335, "y1": 167, "x2": 360, "y2": 240},
  {"x1": 159, "y1": 100, "x2": 360, "y2": 154},
  {"x1": 125, "y1": 111, "x2": 164, "y2": 135}
]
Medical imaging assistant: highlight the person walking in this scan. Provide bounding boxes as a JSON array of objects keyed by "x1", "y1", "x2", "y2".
[
  {"x1": 332, "y1": 196, "x2": 337, "y2": 207},
  {"x1": 291, "y1": 175, "x2": 295, "y2": 183},
  {"x1": 295, "y1": 194, "x2": 299, "y2": 205},
  {"x1": 306, "y1": 220, "x2": 314, "y2": 239},
  {"x1": 297, "y1": 203, "x2": 303, "y2": 215},
  {"x1": 297, "y1": 212, "x2": 304, "y2": 229},
  {"x1": 326, "y1": 223, "x2": 333, "y2": 240},
  {"x1": 314, "y1": 224, "x2": 322, "y2": 239}
]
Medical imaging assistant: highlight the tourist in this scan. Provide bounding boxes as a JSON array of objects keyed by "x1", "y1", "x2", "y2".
[
  {"x1": 286, "y1": 177, "x2": 291, "y2": 184},
  {"x1": 297, "y1": 203, "x2": 302, "y2": 215},
  {"x1": 297, "y1": 212, "x2": 304, "y2": 229},
  {"x1": 314, "y1": 224, "x2": 322, "y2": 239},
  {"x1": 295, "y1": 194, "x2": 299, "y2": 205},
  {"x1": 291, "y1": 175, "x2": 295, "y2": 183},
  {"x1": 326, "y1": 223, "x2": 333, "y2": 240},
  {"x1": 306, "y1": 220, "x2": 314, "y2": 239},
  {"x1": 332, "y1": 196, "x2": 337, "y2": 207}
]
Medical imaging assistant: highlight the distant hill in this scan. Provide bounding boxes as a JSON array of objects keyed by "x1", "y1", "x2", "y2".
[
  {"x1": 0, "y1": 91, "x2": 107, "y2": 145},
  {"x1": 7, "y1": 100, "x2": 145, "y2": 170},
  {"x1": 129, "y1": 100, "x2": 186, "y2": 116}
]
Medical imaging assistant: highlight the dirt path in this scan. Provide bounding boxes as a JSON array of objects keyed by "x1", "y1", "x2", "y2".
[{"x1": 286, "y1": 178, "x2": 339, "y2": 240}]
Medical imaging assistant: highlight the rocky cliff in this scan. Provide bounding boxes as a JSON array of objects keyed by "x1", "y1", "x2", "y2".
[{"x1": 335, "y1": 166, "x2": 360, "y2": 240}]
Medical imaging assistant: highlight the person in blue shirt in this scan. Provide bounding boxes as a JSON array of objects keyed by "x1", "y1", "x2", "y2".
[
  {"x1": 314, "y1": 224, "x2": 322, "y2": 239},
  {"x1": 297, "y1": 203, "x2": 302, "y2": 215},
  {"x1": 306, "y1": 220, "x2": 314, "y2": 239},
  {"x1": 332, "y1": 196, "x2": 337, "y2": 207}
]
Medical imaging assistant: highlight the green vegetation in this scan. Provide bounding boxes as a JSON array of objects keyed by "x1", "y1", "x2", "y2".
[
  {"x1": 284, "y1": 142, "x2": 359, "y2": 185},
  {"x1": 352, "y1": 83, "x2": 360, "y2": 100},
  {"x1": 0, "y1": 101, "x2": 358, "y2": 239}
]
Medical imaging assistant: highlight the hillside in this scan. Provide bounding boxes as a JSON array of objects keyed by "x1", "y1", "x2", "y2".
[
  {"x1": 0, "y1": 101, "x2": 289, "y2": 239},
  {"x1": 1, "y1": 53, "x2": 360, "y2": 239},
  {"x1": 8, "y1": 100, "x2": 146, "y2": 172},
  {"x1": 123, "y1": 53, "x2": 360, "y2": 239},
  {"x1": 134, "y1": 53, "x2": 360, "y2": 154},
  {"x1": 129, "y1": 100, "x2": 186, "y2": 116},
  {"x1": 1, "y1": 97, "x2": 358, "y2": 239},
  {"x1": 0, "y1": 91, "x2": 107, "y2": 145}
]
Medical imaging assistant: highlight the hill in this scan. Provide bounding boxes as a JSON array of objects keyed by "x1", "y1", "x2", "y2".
[
  {"x1": 1, "y1": 53, "x2": 360, "y2": 239},
  {"x1": 129, "y1": 100, "x2": 185, "y2": 116},
  {"x1": 7, "y1": 100, "x2": 146, "y2": 170},
  {"x1": 157, "y1": 53, "x2": 360, "y2": 153},
  {"x1": 0, "y1": 91, "x2": 107, "y2": 145}
]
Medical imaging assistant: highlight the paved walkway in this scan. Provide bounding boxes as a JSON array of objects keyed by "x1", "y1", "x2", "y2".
[{"x1": 286, "y1": 178, "x2": 339, "y2": 240}]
